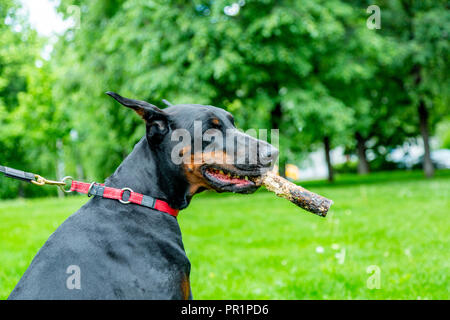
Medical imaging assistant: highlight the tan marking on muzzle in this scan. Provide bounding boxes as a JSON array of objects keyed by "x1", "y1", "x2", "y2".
[{"x1": 182, "y1": 150, "x2": 235, "y2": 195}]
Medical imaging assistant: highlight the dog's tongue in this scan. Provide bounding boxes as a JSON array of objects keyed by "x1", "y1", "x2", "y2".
[{"x1": 209, "y1": 170, "x2": 251, "y2": 185}]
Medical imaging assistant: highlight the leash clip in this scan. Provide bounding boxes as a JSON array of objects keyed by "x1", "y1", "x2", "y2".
[{"x1": 32, "y1": 175, "x2": 73, "y2": 194}]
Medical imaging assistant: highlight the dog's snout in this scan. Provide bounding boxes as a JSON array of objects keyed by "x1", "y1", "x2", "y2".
[
  {"x1": 263, "y1": 145, "x2": 278, "y2": 160},
  {"x1": 232, "y1": 130, "x2": 278, "y2": 170},
  {"x1": 259, "y1": 144, "x2": 278, "y2": 168}
]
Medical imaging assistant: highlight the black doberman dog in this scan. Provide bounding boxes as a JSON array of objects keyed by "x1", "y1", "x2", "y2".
[{"x1": 8, "y1": 92, "x2": 278, "y2": 300}]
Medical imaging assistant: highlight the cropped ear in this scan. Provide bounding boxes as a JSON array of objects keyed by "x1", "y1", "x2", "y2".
[
  {"x1": 106, "y1": 91, "x2": 169, "y2": 143},
  {"x1": 106, "y1": 91, "x2": 166, "y2": 120}
]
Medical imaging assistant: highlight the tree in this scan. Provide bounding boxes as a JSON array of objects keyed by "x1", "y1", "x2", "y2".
[
  {"x1": 52, "y1": 0, "x2": 372, "y2": 182},
  {"x1": 0, "y1": 0, "x2": 54, "y2": 198},
  {"x1": 50, "y1": 0, "x2": 448, "y2": 184},
  {"x1": 376, "y1": 0, "x2": 450, "y2": 177}
]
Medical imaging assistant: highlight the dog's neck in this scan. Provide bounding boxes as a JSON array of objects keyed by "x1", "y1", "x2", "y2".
[{"x1": 105, "y1": 136, "x2": 192, "y2": 210}]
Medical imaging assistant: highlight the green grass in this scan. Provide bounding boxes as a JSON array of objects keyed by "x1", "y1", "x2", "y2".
[{"x1": 1, "y1": 170, "x2": 449, "y2": 299}]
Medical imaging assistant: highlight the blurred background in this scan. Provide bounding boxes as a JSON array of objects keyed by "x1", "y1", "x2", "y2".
[{"x1": 0, "y1": 0, "x2": 449, "y2": 299}]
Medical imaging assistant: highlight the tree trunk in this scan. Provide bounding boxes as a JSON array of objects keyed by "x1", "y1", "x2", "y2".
[
  {"x1": 278, "y1": 158, "x2": 287, "y2": 178},
  {"x1": 271, "y1": 102, "x2": 286, "y2": 177},
  {"x1": 412, "y1": 61, "x2": 434, "y2": 178},
  {"x1": 324, "y1": 136, "x2": 334, "y2": 182},
  {"x1": 418, "y1": 101, "x2": 434, "y2": 178},
  {"x1": 355, "y1": 132, "x2": 370, "y2": 175}
]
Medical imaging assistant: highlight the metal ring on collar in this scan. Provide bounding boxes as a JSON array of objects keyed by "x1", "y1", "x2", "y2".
[
  {"x1": 87, "y1": 182, "x2": 96, "y2": 197},
  {"x1": 120, "y1": 187, "x2": 133, "y2": 204},
  {"x1": 60, "y1": 176, "x2": 74, "y2": 193}
]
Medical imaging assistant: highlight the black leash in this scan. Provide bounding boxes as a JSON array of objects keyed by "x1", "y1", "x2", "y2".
[
  {"x1": 0, "y1": 165, "x2": 179, "y2": 216},
  {"x1": 0, "y1": 165, "x2": 36, "y2": 183},
  {"x1": 0, "y1": 164, "x2": 70, "y2": 191}
]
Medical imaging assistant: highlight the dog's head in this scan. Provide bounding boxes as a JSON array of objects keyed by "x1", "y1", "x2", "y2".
[{"x1": 107, "y1": 92, "x2": 278, "y2": 197}]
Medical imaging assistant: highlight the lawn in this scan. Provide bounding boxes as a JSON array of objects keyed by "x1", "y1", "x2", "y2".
[{"x1": 0, "y1": 170, "x2": 449, "y2": 299}]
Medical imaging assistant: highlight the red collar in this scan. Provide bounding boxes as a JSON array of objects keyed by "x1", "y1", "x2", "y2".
[{"x1": 69, "y1": 180, "x2": 179, "y2": 217}]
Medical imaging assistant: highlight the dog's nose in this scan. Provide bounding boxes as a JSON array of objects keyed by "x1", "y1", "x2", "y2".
[
  {"x1": 266, "y1": 146, "x2": 279, "y2": 160},
  {"x1": 260, "y1": 145, "x2": 279, "y2": 167}
]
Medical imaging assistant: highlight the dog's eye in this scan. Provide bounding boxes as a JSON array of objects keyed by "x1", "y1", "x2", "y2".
[{"x1": 210, "y1": 118, "x2": 221, "y2": 129}]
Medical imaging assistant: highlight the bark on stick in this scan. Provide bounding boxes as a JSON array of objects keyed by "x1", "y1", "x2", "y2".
[{"x1": 257, "y1": 171, "x2": 333, "y2": 217}]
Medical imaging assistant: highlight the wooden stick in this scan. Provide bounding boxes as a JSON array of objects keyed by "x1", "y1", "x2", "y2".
[{"x1": 256, "y1": 171, "x2": 333, "y2": 217}]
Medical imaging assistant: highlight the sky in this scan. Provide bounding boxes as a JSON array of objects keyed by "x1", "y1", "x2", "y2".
[
  {"x1": 19, "y1": 0, "x2": 73, "y2": 60},
  {"x1": 20, "y1": 0, "x2": 245, "y2": 36},
  {"x1": 20, "y1": 0, "x2": 69, "y2": 36}
]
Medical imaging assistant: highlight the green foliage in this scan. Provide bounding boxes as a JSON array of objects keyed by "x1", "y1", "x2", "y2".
[
  {"x1": 0, "y1": 0, "x2": 448, "y2": 197},
  {"x1": 334, "y1": 160, "x2": 358, "y2": 174},
  {"x1": 0, "y1": 0, "x2": 58, "y2": 198},
  {"x1": 436, "y1": 118, "x2": 450, "y2": 149},
  {"x1": 377, "y1": 0, "x2": 449, "y2": 132},
  {"x1": 51, "y1": 0, "x2": 383, "y2": 177}
]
